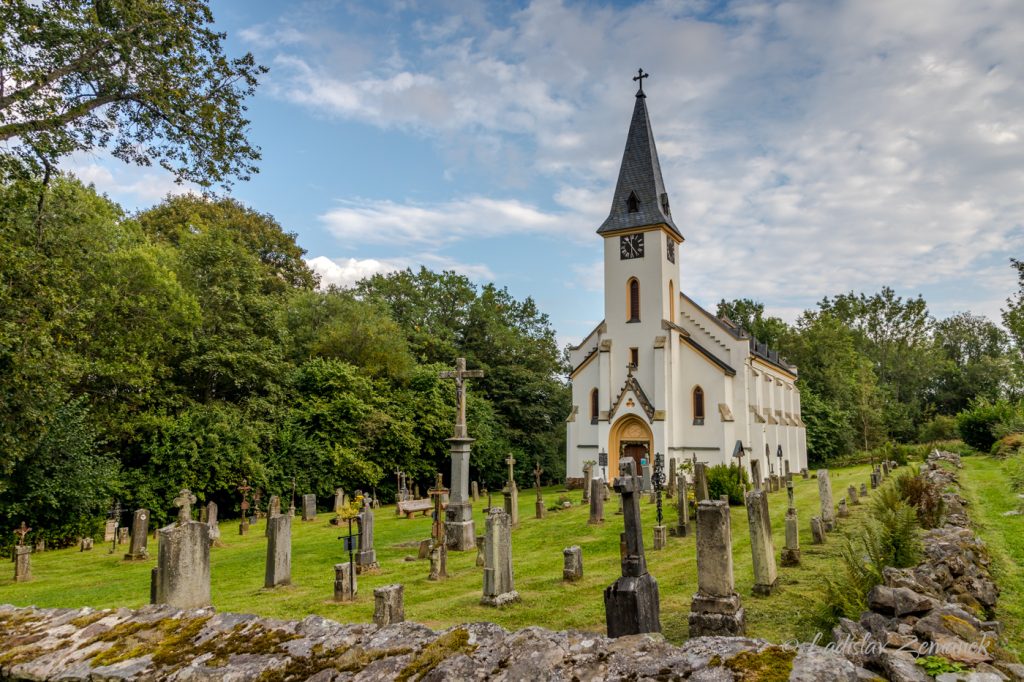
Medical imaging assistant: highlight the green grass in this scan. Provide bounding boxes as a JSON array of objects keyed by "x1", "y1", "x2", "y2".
[
  {"x1": 0, "y1": 465, "x2": 877, "y2": 644},
  {"x1": 957, "y1": 455, "x2": 1024, "y2": 656}
]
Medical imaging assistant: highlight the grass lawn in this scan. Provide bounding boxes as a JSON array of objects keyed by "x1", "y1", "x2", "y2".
[
  {"x1": 957, "y1": 455, "x2": 1024, "y2": 657},
  {"x1": 0, "y1": 464, "x2": 876, "y2": 644}
]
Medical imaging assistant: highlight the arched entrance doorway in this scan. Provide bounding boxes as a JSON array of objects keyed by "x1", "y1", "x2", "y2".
[{"x1": 609, "y1": 415, "x2": 653, "y2": 478}]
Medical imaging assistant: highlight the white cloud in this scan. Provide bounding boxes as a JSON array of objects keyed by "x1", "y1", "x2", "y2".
[
  {"x1": 307, "y1": 253, "x2": 494, "y2": 289},
  {"x1": 61, "y1": 152, "x2": 194, "y2": 207}
]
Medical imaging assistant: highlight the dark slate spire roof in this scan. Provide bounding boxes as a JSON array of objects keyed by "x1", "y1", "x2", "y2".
[{"x1": 597, "y1": 81, "x2": 684, "y2": 240}]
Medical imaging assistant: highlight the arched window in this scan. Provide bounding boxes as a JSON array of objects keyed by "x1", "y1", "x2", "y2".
[
  {"x1": 590, "y1": 389, "x2": 599, "y2": 424},
  {"x1": 627, "y1": 278, "x2": 640, "y2": 322},
  {"x1": 693, "y1": 386, "x2": 705, "y2": 425},
  {"x1": 669, "y1": 280, "x2": 675, "y2": 321},
  {"x1": 626, "y1": 190, "x2": 640, "y2": 213}
]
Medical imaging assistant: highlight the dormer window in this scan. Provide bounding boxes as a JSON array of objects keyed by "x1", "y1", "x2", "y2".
[
  {"x1": 660, "y1": 192, "x2": 671, "y2": 216},
  {"x1": 626, "y1": 191, "x2": 640, "y2": 213}
]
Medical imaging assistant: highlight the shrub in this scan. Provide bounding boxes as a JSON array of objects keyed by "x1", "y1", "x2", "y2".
[
  {"x1": 869, "y1": 484, "x2": 923, "y2": 567},
  {"x1": 706, "y1": 464, "x2": 749, "y2": 506},
  {"x1": 1004, "y1": 454, "x2": 1024, "y2": 493},
  {"x1": 918, "y1": 415, "x2": 959, "y2": 443},
  {"x1": 991, "y1": 433, "x2": 1024, "y2": 459},
  {"x1": 957, "y1": 400, "x2": 1018, "y2": 452},
  {"x1": 892, "y1": 466, "x2": 946, "y2": 529}
]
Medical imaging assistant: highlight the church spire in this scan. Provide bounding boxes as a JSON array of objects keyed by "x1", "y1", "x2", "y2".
[{"x1": 597, "y1": 70, "x2": 683, "y2": 240}]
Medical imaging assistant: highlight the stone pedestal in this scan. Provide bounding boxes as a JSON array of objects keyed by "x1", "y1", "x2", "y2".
[
  {"x1": 652, "y1": 525, "x2": 667, "y2": 550},
  {"x1": 445, "y1": 438, "x2": 475, "y2": 551},
  {"x1": 333, "y1": 488, "x2": 344, "y2": 514},
  {"x1": 117, "y1": 527, "x2": 129, "y2": 545},
  {"x1": 817, "y1": 470, "x2": 836, "y2": 532},
  {"x1": 563, "y1": 546, "x2": 583, "y2": 582},
  {"x1": 14, "y1": 546, "x2": 31, "y2": 582},
  {"x1": 801, "y1": 468, "x2": 809, "y2": 479},
  {"x1": 239, "y1": 515, "x2": 249, "y2": 536},
  {"x1": 667, "y1": 458, "x2": 677, "y2": 499},
  {"x1": 428, "y1": 540, "x2": 447, "y2": 581},
  {"x1": 207, "y1": 502, "x2": 221, "y2": 546},
  {"x1": 481, "y1": 509, "x2": 519, "y2": 606},
  {"x1": 744, "y1": 489, "x2": 778, "y2": 595},
  {"x1": 152, "y1": 521, "x2": 211, "y2": 608},
  {"x1": 104, "y1": 520, "x2": 117, "y2": 543},
  {"x1": 125, "y1": 509, "x2": 150, "y2": 560},
  {"x1": 672, "y1": 478, "x2": 690, "y2": 537},
  {"x1": 502, "y1": 484, "x2": 519, "y2": 529},
  {"x1": 80, "y1": 537, "x2": 94, "y2": 552},
  {"x1": 264, "y1": 514, "x2": 291, "y2": 588},
  {"x1": 475, "y1": 535, "x2": 485, "y2": 567},
  {"x1": 333, "y1": 562, "x2": 356, "y2": 601},
  {"x1": 689, "y1": 500, "x2": 745, "y2": 636},
  {"x1": 302, "y1": 494, "x2": 317, "y2": 522},
  {"x1": 471, "y1": 481, "x2": 479, "y2": 502},
  {"x1": 373, "y1": 584, "x2": 405, "y2": 626},
  {"x1": 535, "y1": 495, "x2": 545, "y2": 519},
  {"x1": 781, "y1": 508, "x2": 801, "y2": 566},
  {"x1": 588, "y1": 479, "x2": 604, "y2": 525},
  {"x1": 810, "y1": 516, "x2": 826, "y2": 544}
]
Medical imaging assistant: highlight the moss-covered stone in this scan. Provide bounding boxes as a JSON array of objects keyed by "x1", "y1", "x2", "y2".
[
  {"x1": 397, "y1": 627, "x2": 476, "y2": 682},
  {"x1": 723, "y1": 646, "x2": 797, "y2": 682}
]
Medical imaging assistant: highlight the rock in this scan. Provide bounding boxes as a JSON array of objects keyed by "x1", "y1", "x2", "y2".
[
  {"x1": 867, "y1": 585, "x2": 938, "y2": 617},
  {"x1": 879, "y1": 649, "x2": 930, "y2": 682}
]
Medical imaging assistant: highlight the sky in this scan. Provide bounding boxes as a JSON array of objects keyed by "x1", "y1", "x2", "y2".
[{"x1": 66, "y1": 0, "x2": 1024, "y2": 349}]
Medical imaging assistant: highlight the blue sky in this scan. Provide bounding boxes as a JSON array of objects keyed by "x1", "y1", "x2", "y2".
[{"x1": 67, "y1": 0, "x2": 1024, "y2": 349}]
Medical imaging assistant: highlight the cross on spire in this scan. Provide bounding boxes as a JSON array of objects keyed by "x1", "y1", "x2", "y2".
[
  {"x1": 439, "y1": 357, "x2": 484, "y2": 439},
  {"x1": 173, "y1": 489, "x2": 197, "y2": 525},
  {"x1": 633, "y1": 68, "x2": 649, "y2": 96}
]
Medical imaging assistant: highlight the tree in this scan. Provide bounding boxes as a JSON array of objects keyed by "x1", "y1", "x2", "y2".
[
  {"x1": 1004, "y1": 258, "x2": 1024, "y2": 394},
  {"x1": 0, "y1": 0, "x2": 266, "y2": 189},
  {"x1": 716, "y1": 298, "x2": 791, "y2": 349},
  {"x1": 931, "y1": 312, "x2": 1010, "y2": 413}
]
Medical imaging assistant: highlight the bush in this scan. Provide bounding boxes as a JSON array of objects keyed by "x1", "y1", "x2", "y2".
[
  {"x1": 991, "y1": 433, "x2": 1024, "y2": 459},
  {"x1": 1004, "y1": 454, "x2": 1024, "y2": 493},
  {"x1": 892, "y1": 466, "x2": 946, "y2": 529},
  {"x1": 957, "y1": 400, "x2": 1019, "y2": 452},
  {"x1": 918, "y1": 415, "x2": 958, "y2": 443},
  {"x1": 706, "y1": 464, "x2": 749, "y2": 505}
]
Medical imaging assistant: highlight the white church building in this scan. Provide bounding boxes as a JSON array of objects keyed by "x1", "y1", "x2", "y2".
[{"x1": 565, "y1": 76, "x2": 808, "y2": 485}]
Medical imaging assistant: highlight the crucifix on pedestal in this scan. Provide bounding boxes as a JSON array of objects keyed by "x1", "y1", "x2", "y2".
[
  {"x1": 440, "y1": 357, "x2": 484, "y2": 440},
  {"x1": 439, "y1": 357, "x2": 484, "y2": 550}
]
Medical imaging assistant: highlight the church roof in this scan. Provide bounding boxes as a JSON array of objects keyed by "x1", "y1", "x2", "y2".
[{"x1": 597, "y1": 79, "x2": 684, "y2": 240}]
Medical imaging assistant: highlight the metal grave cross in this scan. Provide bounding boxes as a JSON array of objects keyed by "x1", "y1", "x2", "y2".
[
  {"x1": 732, "y1": 440, "x2": 746, "y2": 484},
  {"x1": 776, "y1": 445, "x2": 784, "y2": 475},
  {"x1": 174, "y1": 489, "x2": 197, "y2": 525},
  {"x1": 439, "y1": 357, "x2": 484, "y2": 439},
  {"x1": 238, "y1": 479, "x2": 252, "y2": 513},
  {"x1": 14, "y1": 522, "x2": 30, "y2": 546},
  {"x1": 427, "y1": 473, "x2": 448, "y2": 544}
]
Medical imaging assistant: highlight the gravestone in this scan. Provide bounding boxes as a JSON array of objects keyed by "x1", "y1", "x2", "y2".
[
  {"x1": 302, "y1": 494, "x2": 316, "y2": 522},
  {"x1": 588, "y1": 478, "x2": 604, "y2": 525},
  {"x1": 80, "y1": 537, "x2": 94, "y2": 552},
  {"x1": 440, "y1": 358, "x2": 482, "y2": 551},
  {"x1": 882, "y1": 461, "x2": 890, "y2": 477},
  {"x1": 264, "y1": 514, "x2": 291, "y2": 588},
  {"x1": 671, "y1": 476, "x2": 690, "y2": 537},
  {"x1": 428, "y1": 473, "x2": 448, "y2": 581},
  {"x1": 563, "y1": 546, "x2": 583, "y2": 582},
  {"x1": 810, "y1": 516, "x2": 826, "y2": 544},
  {"x1": 801, "y1": 468, "x2": 809, "y2": 479},
  {"x1": 870, "y1": 470, "x2": 879, "y2": 489},
  {"x1": 534, "y1": 461, "x2": 545, "y2": 520},
  {"x1": 784, "y1": 460, "x2": 790, "y2": 478},
  {"x1": 333, "y1": 562, "x2": 356, "y2": 601},
  {"x1": 848, "y1": 485, "x2": 859, "y2": 505},
  {"x1": 124, "y1": 509, "x2": 149, "y2": 561},
  {"x1": 104, "y1": 520, "x2": 117, "y2": 543},
  {"x1": 356, "y1": 500, "x2": 379, "y2": 573},
  {"x1": 641, "y1": 461, "x2": 652, "y2": 494},
  {"x1": 152, "y1": 524, "x2": 211, "y2": 608},
  {"x1": 782, "y1": 479, "x2": 801, "y2": 566},
  {"x1": 750, "y1": 459, "x2": 762, "y2": 491},
  {"x1": 688, "y1": 500, "x2": 745, "y2": 636},
  {"x1": 199, "y1": 505, "x2": 207, "y2": 523},
  {"x1": 652, "y1": 525, "x2": 667, "y2": 550},
  {"x1": 334, "y1": 488, "x2": 345, "y2": 514},
  {"x1": 373, "y1": 584, "x2": 405, "y2": 626},
  {"x1": 502, "y1": 483, "x2": 519, "y2": 530},
  {"x1": 206, "y1": 501, "x2": 221, "y2": 546},
  {"x1": 694, "y1": 462, "x2": 710, "y2": 501},
  {"x1": 14, "y1": 546, "x2": 31, "y2": 582},
  {"x1": 667, "y1": 458, "x2": 677, "y2": 499},
  {"x1": 582, "y1": 462, "x2": 593, "y2": 503},
  {"x1": 475, "y1": 535, "x2": 485, "y2": 567},
  {"x1": 604, "y1": 460, "x2": 660, "y2": 638},
  {"x1": 481, "y1": 508, "x2": 519, "y2": 606},
  {"x1": 471, "y1": 481, "x2": 479, "y2": 503},
  {"x1": 817, "y1": 470, "x2": 836, "y2": 532},
  {"x1": 860, "y1": 482, "x2": 868, "y2": 497},
  {"x1": 838, "y1": 498, "x2": 849, "y2": 518},
  {"x1": 744, "y1": 489, "x2": 778, "y2": 595},
  {"x1": 117, "y1": 527, "x2": 129, "y2": 545}
]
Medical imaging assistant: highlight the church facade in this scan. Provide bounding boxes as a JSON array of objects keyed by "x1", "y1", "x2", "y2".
[{"x1": 565, "y1": 79, "x2": 807, "y2": 484}]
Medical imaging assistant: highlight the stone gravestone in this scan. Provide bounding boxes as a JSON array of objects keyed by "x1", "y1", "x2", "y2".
[
  {"x1": 588, "y1": 478, "x2": 604, "y2": 525},
  {"x1": 860, "y1": 482, "x2": 868, "y2": 497},
  {"x1": 302, "y1": 494, "x2": 317, "y2": 522},
  {"x1": 427, "y1": 473, "x2": 448, "y2": 581},
  {"x1": 207, "y1": 501, "x2": 221, "y2": 546},
  {"x1": 744, "y1": 489, "x2": 778, "y2": 595},
  {"x1": 810, "y1": 516, "x2": 826, "y2": 544},
  {"x1": 13, "y1": 523, "x2": 31, "y2": 582},
  {"x1": 817, "y1": 470, "x2": 836, "y2": 531},
  {"x1": 502, "y1": 455, "x2": 519, "y2": 529},
  {"x1": 848, "y1": 485, "x2": 859, "y2": 505},
  {"x1": 604, "y1": 460, "x2": 660, "y2": 638},
  {"x1": 837, "y1": 498, "x2": 849, "y2": 518},
  {"x1": 333, "y1": 562, "x2": 356, "y2": 602},
  {"x1": 440, "y1": 358, "x2": 482, "y2": 551},
  {"x1": 750, "y1": 459, "x2": 762, "y2": 491},
  {"x1": 152, "y1": 491, "x2": 211, "y2": 608},
  {"x1": 563, "y1": 546, "x2": 583, "y2": 582},
  {"x1": 882, "y1": 460, "x2": 890, "y2": 477},
  {"x1": 481, "y1": 508, "x2": 519, "y2": 606},
  {"x1": 117, "y1": 527, "x2": 129, "y2": 545},
  {"x1": 475, "y1": 535, "x2": 486, "y2": 567},
  {"x1": 471, "y1": 481, "x2": 479, "y2": 503},
  {"x1": 356, "y1": 500, "x2": 379, "y2": 573},
  {"x1": 781, "y1": 479, "x2": 801, "y2": 566},
  {"x1": 264, "y1": 514, "x2": 291, "y2": 588},
  {"x1": 688, "y1": 500, "x2": 745, "y2": 636},
  {"x1": 104, "y1": 520, "x2": 117, "y2": 543},
  {"x1": 582, "y1": 462, "x2": 593, "y2": 503},
  {"x1": 373, "y1": 584, "x2": 405, "y2": 626},
  {"x1": 801, "y1": 468, "x2": 809, "y2": 479},
  {"x1": 671, "y1": 476, "x2": 690, "y2": 537},
  {"x1": 266, "y1": 496, "x2": 280, "y2": 537},
  {"x1": 694, "y1": 462, "x2": 710, "y2": 502},
  {"x1": 533, "y1": 461, "x2": 545, "y2": 520},
  {"x1": 641, "y1": 461, "x2": 652, "y2": 494},
  {"x1": 667, "y1": 458, "x2": 677, "y2": 499},
  {"x1": 124, "y1": 509, "x2": 149, "y2": 560},
  {"x1": 334, "y1": 488, "x2": 345, "y2": 514},
  {"x1": 80, "y1": 537, "x2": 94, "y2": 552}
]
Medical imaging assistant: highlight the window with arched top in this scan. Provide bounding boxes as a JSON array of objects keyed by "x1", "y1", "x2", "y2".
[
  {"x1": 626, "y1": 191, "x2": 640, "y2": 213},
  {"x1": 627, "y1": 278, "x2": 640, "y2": 322},
  {"x1": 590, "y1": 388, "x2": 599, "y2": 424},
  {"x1": 693, "y1": 386, "x2": 705, "y2": 425},
  {"x1": 669, "y1": 280, "x2": 675, "y2": 321}
]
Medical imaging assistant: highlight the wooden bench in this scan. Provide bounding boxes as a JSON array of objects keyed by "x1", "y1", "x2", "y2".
[{"x1": 397, "y1": 499, "x2": 433, "y2": 519}]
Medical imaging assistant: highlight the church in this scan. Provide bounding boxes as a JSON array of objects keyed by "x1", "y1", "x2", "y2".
[{"x1": 565, "y1": 74, "x2": 808, "y2": 485}]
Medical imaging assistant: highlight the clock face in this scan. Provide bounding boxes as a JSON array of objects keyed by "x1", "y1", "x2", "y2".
[
  {"x1": 619, "y1": 233, "x2": 644, "y2": 259},
  {"x1": 666, "y1": 238, "x2": 676, "y2": 263}
]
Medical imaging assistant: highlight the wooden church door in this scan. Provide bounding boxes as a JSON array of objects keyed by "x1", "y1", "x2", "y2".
[{"x1": 623, "y1": 442, "x2": 649, "y2": 474}]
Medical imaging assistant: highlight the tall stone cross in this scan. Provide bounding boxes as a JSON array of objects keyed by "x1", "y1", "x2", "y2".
[
  {"x1": 174, "y1": 489, "x2": 197, "y2": 525},
  {"x1": 14, "y1": 522, "x2": 30, "y2": 546},
  {"x1": 439, "y1": 358, "x2": 484, "y2": 439},
  {"x1": 533, "y1": 461, "x2": 543, "y2": 492},
  {"x1": 506, "y1": 455, "x2": 516, "y2": 487}
]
